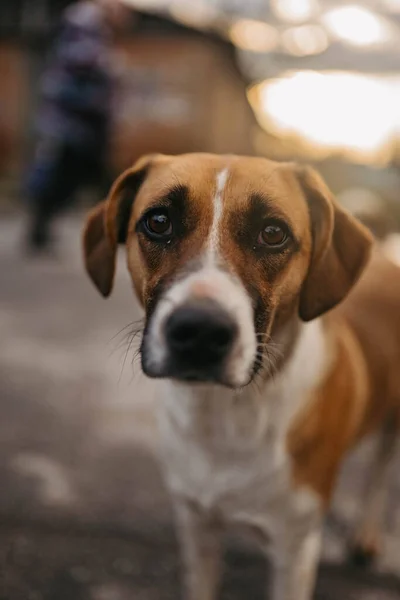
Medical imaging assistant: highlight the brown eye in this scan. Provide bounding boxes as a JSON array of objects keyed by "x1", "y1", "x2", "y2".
[
  {"x1": 145, "y1": 211, "x2": 172, "y2": 238},
  {"x1": 258, "y1": 223, "x2": 288, "y2": 247}
]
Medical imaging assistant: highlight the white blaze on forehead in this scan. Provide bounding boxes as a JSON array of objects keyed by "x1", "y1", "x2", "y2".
[{"x1": 206, "y1": 168, "x2": 229, "y2": 262}]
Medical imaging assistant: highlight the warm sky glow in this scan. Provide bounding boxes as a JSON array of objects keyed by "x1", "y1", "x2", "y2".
[
  {"x1": 282, "y1": 24, "x2": 328, "y2": 56},
  {"x1": 271, "y1": 0, "x2": 319, "y2": 23},
  {"x1": 248, "y1": 71, "x2": 400, "y2": 162},
  {"x1": 322, "y1": 5, "x2": 395, "y2": 47},
  {"x1": 229, "y1": 19, "x2": 279, "y2": 53}
]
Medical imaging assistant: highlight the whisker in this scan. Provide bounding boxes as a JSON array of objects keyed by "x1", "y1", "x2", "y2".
[
  {"x1": 112, "y1": 321, "x2": 145, "y2": 383},
  {"x1": 131, "y1": 346, "x2": 142, "y2": 371},
  {"x1": 109, "y1": 319, "x2": 144, "y2": 343},
  {"x1": 126, "y1": 346, "x2": 142, "y2": 385},
  {"x1": 119, "y1": 338, "x2": 134, "y2": 383},
  {"x1": 110, "y1": 329, "x2": 143, "y2": 359},
  {"x1": 256, "y1": 343, "x2": 284, "y2": 358}
]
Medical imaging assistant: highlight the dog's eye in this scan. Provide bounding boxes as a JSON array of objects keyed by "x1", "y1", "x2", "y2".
[
  {"x1": 145, "y1": 211, "x2": 172, "y2": 238},
  {"x1": 258, "y1": 223, "x2": 288, "y2": 248}
]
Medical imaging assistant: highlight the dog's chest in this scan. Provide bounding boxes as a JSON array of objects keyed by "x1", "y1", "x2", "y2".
[
  {"x1": 158, "y1": 384, "x2": 308, "y2": 528},
  {"x1": 157, "y1": 321, "x2": 326, "y2": 527}
]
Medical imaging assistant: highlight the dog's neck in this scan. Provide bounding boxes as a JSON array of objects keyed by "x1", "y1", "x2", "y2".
[{"x1": 161, "y1": 317, "x2": 329, "y2": 447}]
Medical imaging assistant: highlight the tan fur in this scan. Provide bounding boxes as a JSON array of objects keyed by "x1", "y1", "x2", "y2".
[{"x1": 288, "y1": 316, "x2": 370, "y2": 505}]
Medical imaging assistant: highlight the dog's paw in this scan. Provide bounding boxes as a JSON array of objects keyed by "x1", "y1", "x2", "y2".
[{"x1": 348, "y1": 528, "x2": 382, "y2": 568}]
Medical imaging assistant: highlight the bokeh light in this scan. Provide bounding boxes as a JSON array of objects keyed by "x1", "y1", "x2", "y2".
[{"x1": 248, "y1": 70, "x2": 400, "y2": 163}]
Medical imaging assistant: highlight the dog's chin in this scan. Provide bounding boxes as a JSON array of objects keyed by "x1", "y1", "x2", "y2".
[
  {"x1": 141, "y1": 353, "x2": 249, "y2": 390},
  {"x1": 174, "y1": 374, "x2": 239, "y2": 389}
]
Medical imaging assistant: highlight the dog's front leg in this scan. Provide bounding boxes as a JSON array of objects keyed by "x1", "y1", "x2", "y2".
[
  {"x1": 269, "y1": 523, "x2": 322, "y2": 600},
  {"x1": 174, "y1": 500, "x2": 222, "y2": 600}
]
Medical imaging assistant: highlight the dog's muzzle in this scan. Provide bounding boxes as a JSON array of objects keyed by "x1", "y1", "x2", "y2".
[
  {"x1": 142, "y1": 298, "x2": 238, "y2": 384},
  {"x1": 141, "y1": 266, "x2": 257, "y2": 387}
]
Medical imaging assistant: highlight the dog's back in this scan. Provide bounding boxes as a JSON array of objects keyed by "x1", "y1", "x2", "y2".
[{"x1": 335, "y1": 251, "x2": 400, "y2": 435}]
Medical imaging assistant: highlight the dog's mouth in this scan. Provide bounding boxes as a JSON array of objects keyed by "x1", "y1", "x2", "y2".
[{"x1": 141, "y1": 353, "x2": 250, "y2": 388}]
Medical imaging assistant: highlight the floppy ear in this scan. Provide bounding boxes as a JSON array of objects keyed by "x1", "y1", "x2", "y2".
[
  {"x1": 82, "y1": 153, "x2": 166, "y2": 297},
  {"x1": 296, "y1": 166, "x2": 373, "y2": 322}
]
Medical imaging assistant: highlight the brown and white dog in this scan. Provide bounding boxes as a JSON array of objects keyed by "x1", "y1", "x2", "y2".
[{"x1": 83, "y1": 153, "x2": 400, "y2": 600}]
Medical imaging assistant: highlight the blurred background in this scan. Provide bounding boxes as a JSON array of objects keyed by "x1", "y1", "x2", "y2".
[{"x1": 0, "y1": 1, "x2": 400, "y2": 599}]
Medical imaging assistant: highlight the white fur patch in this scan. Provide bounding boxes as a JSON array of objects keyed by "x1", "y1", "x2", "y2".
[
  {"x1": 265, "y1": 319, "x2": 329, "y2": 441},
  {"x1": 157, "y1": 321, "x2": 326, "y2": 600},
  {"x1": 157, "y1": 320, "x2": 327, "y2": 600},
  {"x1": 159, "y1": 319, "x2": 328, "y2": 516},
  {"x1": 206, "y1": 168, "x2": 229, "y2": 263}
]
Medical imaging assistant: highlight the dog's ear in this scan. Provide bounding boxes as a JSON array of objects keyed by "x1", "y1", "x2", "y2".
[
  {"x1": 296, "y1": 166, "x2": 373, "y2": 321},
  {"x1": 83, "y1": 153, "x2": 167, "y2": 297}
]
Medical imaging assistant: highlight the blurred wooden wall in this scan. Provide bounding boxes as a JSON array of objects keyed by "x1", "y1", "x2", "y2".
[
  {"x1": 110, "y1": 35, "x2": 256, "y2": 172},
  {"x1": 0, "y1": 43, "x2": 27, "y2": 178}
]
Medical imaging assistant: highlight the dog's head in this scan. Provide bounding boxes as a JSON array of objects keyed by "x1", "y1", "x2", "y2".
[{"x1": 83, "y1": 153, "x2": 372, "y2": 388}]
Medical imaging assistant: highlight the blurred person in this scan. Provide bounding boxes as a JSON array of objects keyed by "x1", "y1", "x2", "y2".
[{"x1": 25, "y1": 0, "x2": 129, "y2": 253}]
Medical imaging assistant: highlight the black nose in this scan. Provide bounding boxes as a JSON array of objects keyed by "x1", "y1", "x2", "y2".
[{"x1": 164, "y1": 300, "x2": 237, "y2": 379}]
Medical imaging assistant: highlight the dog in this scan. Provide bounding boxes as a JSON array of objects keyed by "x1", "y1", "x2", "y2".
[{"x1": 83, "y1": 153, "x2": 400, "y2": 600}]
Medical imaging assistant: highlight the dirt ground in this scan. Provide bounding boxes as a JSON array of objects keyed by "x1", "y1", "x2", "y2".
[{"x1": 0, "y1": 214, "x2": 399, "y2": 600}]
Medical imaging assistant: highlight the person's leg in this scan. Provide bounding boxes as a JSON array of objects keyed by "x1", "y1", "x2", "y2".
[{"x1": 26, "y1": 141, "x2": 81, "y2": 251}]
